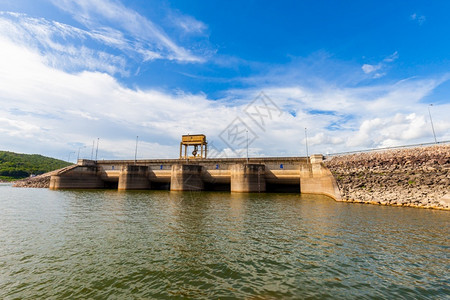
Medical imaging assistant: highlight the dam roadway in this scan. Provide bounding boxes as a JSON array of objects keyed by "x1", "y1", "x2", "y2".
[{"x1": 49, "y1": 155, "x2": 341, "y2": 200}]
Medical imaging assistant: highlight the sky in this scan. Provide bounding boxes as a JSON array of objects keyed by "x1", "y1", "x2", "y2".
[{"x1": 0, "y1": 0, "x2": 449, "y2": 161}]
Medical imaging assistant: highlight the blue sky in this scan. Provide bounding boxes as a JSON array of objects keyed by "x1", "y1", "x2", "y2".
[{"x1": 0, "y1": 0, "x2": 449, "y2": 161}]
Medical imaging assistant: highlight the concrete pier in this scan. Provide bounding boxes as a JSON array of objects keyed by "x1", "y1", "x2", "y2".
[
  {"x1": 118, "y1": 165, "x2": 151, "y2": 190},
  {"x1": 170, "y1": 164, "x2": 204, "y2": 191},
  {"x1": 230, "y1": 164, "x2": 266, "y2": 192},
  {"x1": 49, "y1": 165, "x2": 104, "y2": 189},
  {"x1": 49, "y1": 156, "x2": 341, "y2": 200},
  {"x1": 299, "y1": 154, "x2": 341, "y2": 200}
]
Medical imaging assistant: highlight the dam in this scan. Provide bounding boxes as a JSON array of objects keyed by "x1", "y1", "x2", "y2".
[
  {"x1": 48, "y1": 155, "x2": 341, "y2": 200},
  {"x1": 49, "y1": 135, "x2": 341, "y2": 200}
]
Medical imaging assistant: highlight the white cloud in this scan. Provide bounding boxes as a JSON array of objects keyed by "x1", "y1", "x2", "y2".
[
  {"x1": 0, "y1": 0, "x2": 210, "y2": 78},
  {"x1": 50, "y1": 0, "x2": 203, "y2": 62},
  {"x1": 0, "y1": 19, "x2": 449, "y2": 160},
  {"x1": 171, "y1": 13, "x2": 207, "y2": 35},
  {"x1": 0, "y1": 33, "x2": 232, "y2": 159},
  {"x1": 260, "y1": 78, "x2": 450, "y2": 153},
  {"x1": 410, "y1": 13, "x2": 426, "y2": 25},
  {"x1": 361, "y1": 51, "x2": 399, "y2": 78},
  {"x1": 347, "y1": 113, "x2": 433, "y2": 148},
  {"x1": 0, "y1": 12, "x2": 128, "y2": 75},
  {"x1": 307, "y1": 132, "x2": 344, "y2": 147},
  {"x1": 383, "y1": 51, "x2": 399, "y2": 62},
  {"x1": 362, "y1": 63, "x2": 382, "y2": 74}
]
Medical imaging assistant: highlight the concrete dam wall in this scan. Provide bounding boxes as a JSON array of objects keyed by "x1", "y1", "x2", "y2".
[{"x1": 49, "y1": 155, "x2": 341, "y2": 200}]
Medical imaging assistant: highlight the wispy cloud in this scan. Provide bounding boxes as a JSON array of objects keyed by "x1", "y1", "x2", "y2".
[
  {"x1": 169, "y1": 12, "x2": 208, "y2": 35},
  {"x1": 361, "y1": 51, "x2": 398, "y2": 79},
  {"x1": 50, "y1": 0, "x2": 204, "y2": 62},
  {"x1": 0, "y1": 0, "x2": 211, "y2": 76},
  {"x1": 220, "y1": 72, "x2": 449, "y2": 154},
  {"x1": 383, "y1": 51, "x2": 399, "y2": 62},
  {"x1": 362, "y1": 63, "x2": 382, "y2": 75},
  {"x1": 410, "y1": 13, "x2": 426, "y2": 25},
  {"x1": 0, "y1": 12, "x2": 128, "y2": 75},
  {"x1": 0, "y1": 10, "x2": 449, "y2": 160},
  {"x1": 0, "y1": 35, "x2": 448, "y2": 159}
]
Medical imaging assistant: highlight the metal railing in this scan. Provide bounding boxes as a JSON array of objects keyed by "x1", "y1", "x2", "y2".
[{"x1": 325, "y1": 140, "x2": 450, "y2": 157}]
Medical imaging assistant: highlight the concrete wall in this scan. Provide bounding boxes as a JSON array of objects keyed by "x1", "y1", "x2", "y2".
[
  {"x1": 299, "y1": 155, "x2": 342, "y2": 200},
  {"x1": 49, "y1": 166, "x2": 104, "y2": 189},
  {"x1": 56, "y1": 157, "x2": 342, "y2": 200}
]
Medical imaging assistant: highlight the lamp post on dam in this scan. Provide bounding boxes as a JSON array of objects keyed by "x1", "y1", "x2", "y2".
[{"x1": 428, "y1": 104, "x2": 437, "y2": 144}]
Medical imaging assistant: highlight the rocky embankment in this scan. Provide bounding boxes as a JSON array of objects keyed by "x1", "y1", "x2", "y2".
[
  {"x1": 12, "y1": 165, "x2": 76, "y2": 188},
  {"x1": 324, "y1": 144, "x2": 450, "y2": 210},
  {"x1": 13, "y1": 174, "x2": 51, "y2": 188}
]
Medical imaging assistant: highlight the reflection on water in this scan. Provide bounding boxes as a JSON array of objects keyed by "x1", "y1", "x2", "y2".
[{"x1": 0, "y1": 185, "x2": 449, "y2": 299}]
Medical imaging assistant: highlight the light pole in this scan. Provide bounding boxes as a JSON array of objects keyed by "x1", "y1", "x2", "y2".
[
  {"x1": 305, "y1": 127, "x2": 309, "y2": 158},
  {"x1": 428, "y1": 104, "x2": 437, "y2": 143},
  {"x1": 246, "y1": 130, "x2": 249, "y2": 163},
  {"x1": 67, "y1": 151, "x2": 75, "y2": 163},
  {"x1": 91, "y1": 140, "x2": 95, "y2": 160},
  {"x1": 95, "y1": 138, "x2": 99, "y2": 161},
  {"x1": 134, "y1": 136, "x2": 139, "y2": 164},
  {"x1": 77, "y1": 146, "x2": 86, "y2": 161}
]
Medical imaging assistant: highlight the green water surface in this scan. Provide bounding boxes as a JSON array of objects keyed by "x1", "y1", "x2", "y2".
[{"x1": 0, "y1": 184, "x2": 448, "y2": 299}]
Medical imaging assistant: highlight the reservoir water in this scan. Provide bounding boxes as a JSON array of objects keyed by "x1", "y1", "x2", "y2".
[{"x1": 0, "y1": 184, "x2": 448, "y2": 299}]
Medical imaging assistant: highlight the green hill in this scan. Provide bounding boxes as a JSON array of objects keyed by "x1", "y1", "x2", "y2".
[{"x1": 0, "y1": 151, "x2": 71, "y2": 181}]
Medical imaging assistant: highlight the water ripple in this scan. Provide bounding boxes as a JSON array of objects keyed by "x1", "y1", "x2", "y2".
[{"x1": 0, "y1": 186, "x2": 449, "y2": 299}]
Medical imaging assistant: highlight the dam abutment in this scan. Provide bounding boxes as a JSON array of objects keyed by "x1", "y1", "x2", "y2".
[
  {"x1": 300, "y1": 154, "x2": 342, "y2": 200},
  {"x1": 49, "y1": 165, "x2": 104, "y2": 189}
]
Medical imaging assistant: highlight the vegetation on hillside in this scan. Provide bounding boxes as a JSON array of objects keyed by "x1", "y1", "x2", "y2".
[{"x1": 0, "y1": 151, "x2": 71, "y2": 181}]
